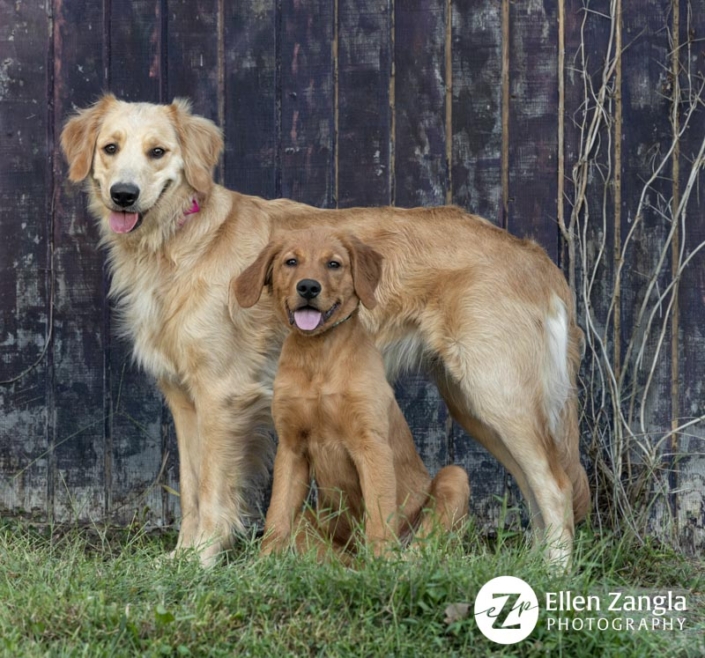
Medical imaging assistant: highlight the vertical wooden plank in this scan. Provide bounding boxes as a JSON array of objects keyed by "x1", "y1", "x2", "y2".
[
  {"x1": 563, "y1": 16, "x2": 613, "y2": 361},
  {"x1": 676, "y1": 0, "x2": 705, "y2": 553},
  {"x1": 449, "y1": 0, "x2": 508, "y2": 524},
  {"x1": 451, "y1": 0, "x2": 503, "y2": 224},
  {"x1": 280, "y1": 0, "x2": 335, "y2": 207},
  {"x1": 507, "y1": 0, "x2": 560, "y2": 261},
  {"x1": 164, "y1": 0, "x2": 223, "y2": 527},
  {"x1": 0, "y1": 0, "x2": 51, "y2": 517},
  {"x1": 562, "y1": 0, "x2": 615, "y2": 520},
  {"x1": 391, "y1": 1, "x2": 450, "y2": 479},
  {"x1": 52, "y1": 0, "x2": 107, "y2": 521},
  {"x1": 167, "y1": 0, "x2": 221, "y2": 121},
  {"x1": 563, "y1": 0, "x2": 614, "y2": 524},
  {"x1": 619, "y1": 0, "x2": 674, "y2": 536},
  {"x1": 110, "y1": 0, "x2": 163, "y2": 102},
  {"x1": 108, "y1": 0, "x2": 166, "y2": 523},
  {"x1": 336, "y1": 0, "x2": 392, "y2": 207},
  {"x1": 223, "y1": 0, "x2": 278, "y2": 199},
  {"x1": 394, "y1": 0, "x2": 447, "y2": 207}
]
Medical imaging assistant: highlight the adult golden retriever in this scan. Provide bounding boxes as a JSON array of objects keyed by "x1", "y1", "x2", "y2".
[
  {"x1": 234, "y1": 226, "x2": 470, "y2": 558},
  {"x1": 60, "y1": 94, "x2": 589, "y2": 568}
]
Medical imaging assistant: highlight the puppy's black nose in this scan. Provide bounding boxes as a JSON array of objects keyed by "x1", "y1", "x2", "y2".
[
  {"x1": 110, "y1": 183, "x2": 140, "y2": 208},
  {"x1": 296, "y1": 279, "x2": 321, "y2": 300}
]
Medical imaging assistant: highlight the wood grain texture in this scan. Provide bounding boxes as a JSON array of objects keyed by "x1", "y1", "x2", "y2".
[
  {"x1": 675, "y1": 0, "x2": 705, "y2": 553},
  {"x1": 450, "y1": 0, "x2": 503, "y2": 224},
  {"x1": 107, "y1": 0, "x2": 167, "y2": 523},
  {"x1": 167, "y1": 0, "x2": 221, "y2": 121},
  {"x1": 390, "y1": 0, "x2": 450, "y2": 480},
  {"x1": 507, "y1": 0, "x2": 560, "y2": 261},
  {"x1": 0, "y1": 0, "x2": 51, "y2": 516},
  {"x1": 110, "y1": 0, "x2": 163, "y2": 102},
  {"x1": 280, "y1": 0, "x2": 335, "y2": 207},
  {"x1": 336, "y1": 0, "x2": 392, "y2": 207},
  {"x1": 51, "y1": 0, "x2": 107, "y2": 521},
  {"x1": 619, "y1": 1, "x2": 674, "y2": 510},
  {"x1": 393, "y1": 0, "x2": 447, "y2": 207},
  {"x1": 223, "y1": 0, "x2": 278, "y2": 199},
  {"x1": 563, "y1": 0, "x2": 615, "y2": 505}
]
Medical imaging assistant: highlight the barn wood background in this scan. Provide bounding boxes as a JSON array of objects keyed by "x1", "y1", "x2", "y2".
[{"x1": 1, "y1": 0, "x2": 704, "y2": 550}]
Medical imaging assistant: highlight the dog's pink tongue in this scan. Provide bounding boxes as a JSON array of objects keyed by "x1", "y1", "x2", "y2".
[
  {"x1": 294, "y1": 309, "x2": 322, "y2": 331},
  {"x1": 109, "y1": 211, "x2": 140, "y2": 234}
]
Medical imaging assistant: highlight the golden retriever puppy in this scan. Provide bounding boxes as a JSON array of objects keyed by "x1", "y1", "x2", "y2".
[
  {"x1": 60, "y1": 95, "x2": 589, "y2": 568},
  {"x1": 234, "y1": 227, "x2": 470, "y2": 558}
]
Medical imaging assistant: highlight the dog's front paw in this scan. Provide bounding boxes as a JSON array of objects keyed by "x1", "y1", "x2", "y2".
[{"x1": 260, "y1": 534, "x2": 288, "y2": 557}]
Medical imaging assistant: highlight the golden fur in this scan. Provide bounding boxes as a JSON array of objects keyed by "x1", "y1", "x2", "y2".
[
  {"x1": 234, "y1": 227, "x2": 470, "y2": 557},
  {"x1": 60, "y1": 95, "x2": 590, "y2": 568}
]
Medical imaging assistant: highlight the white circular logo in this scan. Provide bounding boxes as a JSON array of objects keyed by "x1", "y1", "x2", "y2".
[{"x1": 474, "y1": 576, "x2": 539, "y2": 645}]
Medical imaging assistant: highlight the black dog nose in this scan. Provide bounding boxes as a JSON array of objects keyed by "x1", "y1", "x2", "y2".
[
  {"x1": 296, "y1": 279, "x2": 321, "y2": 300},
  {"x1": 110, "y1": 183, "x2": 140, "y2": 208}
]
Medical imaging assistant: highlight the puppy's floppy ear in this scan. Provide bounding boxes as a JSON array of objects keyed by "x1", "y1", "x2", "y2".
[
  {"x1": 341, "y1": 234, "x2": 383, "y2": 310},
  {"x1": 60, "y1": 94, "x2": 117, "y2": 182},
  {"x1": 169, "y1": 98, "x2": 224, "y2": 195},
  {"x1": 231, "y1": 240, "x2": 281, "y2": 309}
]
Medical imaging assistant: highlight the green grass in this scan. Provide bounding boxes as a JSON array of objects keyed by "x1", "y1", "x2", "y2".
[{"x1": 0, "y1": 517, "x2": 703, "y2": 657}]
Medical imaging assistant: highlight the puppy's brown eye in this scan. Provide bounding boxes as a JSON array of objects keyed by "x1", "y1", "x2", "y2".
[
  {"x1": 149, "y1": 147, "x2": 166, "y2": 159},
  {"x1": 285, "y1": 258, "x2": 297, "y2": 267},
  {"x1": 327, "y1": 260, "x2": 341, "y2": 269},
  {"x1": 103, "y1": 143, "x2": 118, "y2": 155}
]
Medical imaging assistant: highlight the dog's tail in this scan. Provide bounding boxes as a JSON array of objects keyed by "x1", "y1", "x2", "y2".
[{"x1": 543, "y1": 294, "x2": 590, "y2": 522}]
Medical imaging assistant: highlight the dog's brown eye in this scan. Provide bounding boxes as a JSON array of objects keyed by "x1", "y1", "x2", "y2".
[
  {"x1": 285, "y1": 258, "x2": 297, "y2": 267},
  {"x1": 149, "y1": 147, "x2": 166, "y2": 159},
  {"x1": 103, "y1": 143, "x2": 118, "y2": 155},
  {"x1": 327, "y1": 260, "x2": 341, "y2": 269}
]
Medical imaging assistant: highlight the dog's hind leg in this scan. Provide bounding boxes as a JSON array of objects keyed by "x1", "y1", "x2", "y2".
[
  {"x1": 414, "y1": 465, "x2": 470, "y2": 539},
  {"x1": 432, "y1": 365, "x2": 576, "y2": 570}
]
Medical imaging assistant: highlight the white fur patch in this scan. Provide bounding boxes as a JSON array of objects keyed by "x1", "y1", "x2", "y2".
[
  {"x1": 544, "y1": 296, "x2": 572, "y2": 435},
  {"x1": 380, "y1": 332, "x2": 427, "y2": 382}
]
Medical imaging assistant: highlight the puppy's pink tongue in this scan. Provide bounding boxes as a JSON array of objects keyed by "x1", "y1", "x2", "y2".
[
  {"x1": 294, "y1": 309, "x2": 322, "y2": 331},
  {"x1": 109, "y1": 211, "x2": 140, "y2": 234}
]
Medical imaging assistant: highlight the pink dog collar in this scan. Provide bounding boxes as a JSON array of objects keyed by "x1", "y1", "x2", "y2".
[
  {"x1": 184, "y1": 198, "x2": 200, "y2": 215},
  {"x1": 177, "y1": 197, "x2": 200, "y2": 229}
]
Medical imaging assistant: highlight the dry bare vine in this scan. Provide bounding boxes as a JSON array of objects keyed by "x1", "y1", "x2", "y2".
[{"x1": 563, "y1": 0, "x2": 705, "y2": 545}]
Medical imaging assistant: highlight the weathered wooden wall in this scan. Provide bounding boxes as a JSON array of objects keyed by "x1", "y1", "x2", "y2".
[{"x1": 1, "y1": 0, "x2": 703, "y2": 550}]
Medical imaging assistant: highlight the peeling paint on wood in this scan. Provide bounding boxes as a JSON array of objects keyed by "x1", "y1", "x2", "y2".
[
  {"x1": 337, "y1": 0, "x2": 392, "y2": 207},
  {"x1": 508, "y1": 0, "x2": 559, "y2": 259},
  {"x1": 51, "y1": 0, "x2": 107, "y2": 522},
  {"x1": 620, "y1": 0, "x2": 676, "y2": 539},
  {"x1": 675, "y1": 0, "x2": 705, "y2": 552},
  {"x1": 223, "y1": 0, "x2": 278, "y2": 199},
  {"x1": 280, "y1": 0, "x2": 335, "y2": 207},
  {"x1": 394, "y1": 0, "x2": 447, "y2": 207},
  {"x1": 0, "y1": 0, "x2": 50, "y2": 517},
  {"x1": 390, "y1": 0, "x2": 450, "y2": 482},
  {"x1": 106, "y1": 0, "x2": 168, "y2": 524},
  {"x1": 450, "y1": 0, "x2": 503, "y2": 223}
]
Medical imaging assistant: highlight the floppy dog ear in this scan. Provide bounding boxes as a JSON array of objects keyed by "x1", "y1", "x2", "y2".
[
  {"x1": 231, "y1": 240, "x2": 281, "y2": 309},
  {"x1": 342, "y1": 235, "x2": 383, "y2": 310},
  {"x1": 60, "y1": 94, "x2": 117, "y2": 182},
  {"x1": 169, "y1": 98, "x2": 224, "y2": 196}
]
